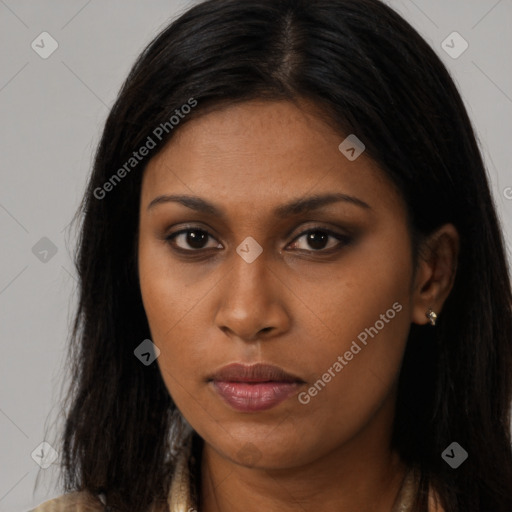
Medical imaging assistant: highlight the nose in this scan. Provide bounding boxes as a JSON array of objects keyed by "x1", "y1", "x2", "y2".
[{"x1": 213, "y1": 249, "x2": 291, "y2": 342}]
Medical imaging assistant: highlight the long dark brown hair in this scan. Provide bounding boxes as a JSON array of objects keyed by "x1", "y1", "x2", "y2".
[{"x1": 39, "y1": 0, "x2": 512, "y2": 510}]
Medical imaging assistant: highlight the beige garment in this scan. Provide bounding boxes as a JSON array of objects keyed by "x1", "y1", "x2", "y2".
[
  {"x1": 30, "y1": 434, "x2": 440, "y2": 512},
  {"x1": 28, "y1": 490, "x2": 106, "y2": 512}
]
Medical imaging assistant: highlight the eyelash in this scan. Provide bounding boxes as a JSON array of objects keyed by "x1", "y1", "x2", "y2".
[{"x1": 164, "y1": 225, "x2": 353, "y2": 256}]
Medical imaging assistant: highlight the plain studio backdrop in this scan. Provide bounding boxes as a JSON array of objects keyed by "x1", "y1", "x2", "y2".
[{"x1": 0, "y1": 1, "x2": 511, "y2": 510}]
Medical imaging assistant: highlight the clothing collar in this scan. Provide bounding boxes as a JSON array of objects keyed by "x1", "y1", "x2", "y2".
[{"x1": 167, "y1": 432, "x2": 198, "y2": 512}]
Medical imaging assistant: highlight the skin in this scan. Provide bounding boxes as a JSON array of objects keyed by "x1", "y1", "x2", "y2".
[{"x1": 137, "y1": 98, "x2": 458, "y2": 512}]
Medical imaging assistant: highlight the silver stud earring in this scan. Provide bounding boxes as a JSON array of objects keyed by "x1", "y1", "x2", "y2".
[{"x1": 426, "y1": 308, "x2": 437, "y2": 326}]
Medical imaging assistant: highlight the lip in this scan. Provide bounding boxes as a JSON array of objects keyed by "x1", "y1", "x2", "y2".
[
  {"x1": 208, "y1": 363, "x2": 305, "y2": 412},
  {"x1": 208, "y1": 362, "x2": 304, "y2": 383}
]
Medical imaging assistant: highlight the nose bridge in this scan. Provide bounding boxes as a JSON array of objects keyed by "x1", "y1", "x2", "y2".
[
  {"x1": 214, "y1": 240, "x2": 285, "y2": 338},
  {"x1": 228, "y1": 240, "x2": 271, "y2": 299}
]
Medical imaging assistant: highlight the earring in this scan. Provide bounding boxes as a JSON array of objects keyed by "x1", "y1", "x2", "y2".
[{"x1": 426, "y1": 308, "x2": 437, "y2": 326}]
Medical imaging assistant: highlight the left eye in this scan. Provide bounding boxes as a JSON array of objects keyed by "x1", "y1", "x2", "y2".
[
  {"x1": 165, "y1": 227, "x2": 350, "y2": 253},
  {"x1": 289, "y1": 229, "x2": 351, "y2": 252}
]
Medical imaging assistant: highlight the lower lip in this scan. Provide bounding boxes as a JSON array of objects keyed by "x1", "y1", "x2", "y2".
[{"x1": 211, "y1": 381, "x2": 301, "y2": 412}]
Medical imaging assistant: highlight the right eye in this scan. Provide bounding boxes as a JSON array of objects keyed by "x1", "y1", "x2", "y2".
[{"x1": 165, "y1": 227, "x2": 223, "y2": 252}]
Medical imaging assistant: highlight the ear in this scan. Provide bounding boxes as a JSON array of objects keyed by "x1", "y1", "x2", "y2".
[{"x1": 411, "y1": 223, "x2": 460, "y2": 326}]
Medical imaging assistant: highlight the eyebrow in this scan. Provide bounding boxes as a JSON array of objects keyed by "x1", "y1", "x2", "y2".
[{"x1": 146, "y1": 192, "x2": 372, "y2": 218}]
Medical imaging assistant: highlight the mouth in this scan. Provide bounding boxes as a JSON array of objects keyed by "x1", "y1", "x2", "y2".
[{"x1": 207, "y1": 363, "x2": 305, "y2": 412}]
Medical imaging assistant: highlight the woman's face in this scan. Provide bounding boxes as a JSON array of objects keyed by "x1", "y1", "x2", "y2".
[{"x1": 138, "y1": 99, "x2": 419, "y2": 469}]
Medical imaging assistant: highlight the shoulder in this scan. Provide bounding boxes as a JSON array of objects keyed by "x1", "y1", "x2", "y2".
[{"x1": 29, "y1": 491, "x2": 105, "y2": 512}]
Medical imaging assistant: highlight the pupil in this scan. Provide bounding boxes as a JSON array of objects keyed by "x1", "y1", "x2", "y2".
[
  {"x1": 308, "y1": 231, "x2": 327, "y2": 250},
  {"x1": 187, "y1": 230, "x2": 207, "y2": 249}
]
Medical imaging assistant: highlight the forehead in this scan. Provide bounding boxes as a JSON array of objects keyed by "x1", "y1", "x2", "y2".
[{"x1": 140, "y1": 99, "x2": 402, "y2": 218}]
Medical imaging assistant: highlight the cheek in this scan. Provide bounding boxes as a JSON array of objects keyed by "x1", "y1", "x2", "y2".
[
  {"x1": 138, "y1": 231, "x2": 210, "y2": 339},
  {"x1": 137, "y1": 238, "x2": 204, "y2": 386},
  {"x1": 138, "y1": 268, "x2": 205, "y2": 417},
  {"x1": 295, "y1": 227, "x2": 413, "y2": 426}
]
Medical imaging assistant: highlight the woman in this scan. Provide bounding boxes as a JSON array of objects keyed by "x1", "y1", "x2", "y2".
[{"x1": 32, "y1": 0, "x2": 512, "y2": 511}]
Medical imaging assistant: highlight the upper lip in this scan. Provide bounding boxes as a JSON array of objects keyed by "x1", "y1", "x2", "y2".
[{"x1": 208, "y1": 363, "x2": 304, "y2": 383}]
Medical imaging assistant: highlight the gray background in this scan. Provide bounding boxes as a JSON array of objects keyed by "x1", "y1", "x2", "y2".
[{"x1": 1, "y1": 1, "x2": 511, "y2": 510}]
